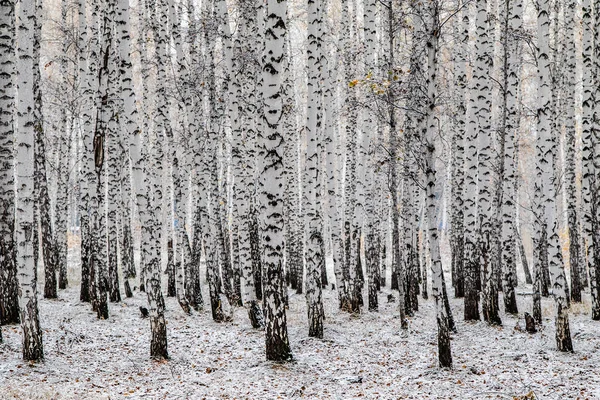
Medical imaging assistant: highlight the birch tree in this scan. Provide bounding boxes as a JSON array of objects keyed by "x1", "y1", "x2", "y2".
[
  {"x1": 499, "y1": 0, "x2": 522, "y2": 315},
  {"x1": 116, "y1": 0, "x2": 139, "y2": 299},
  {"x1": 534, "y1": 0, "x2": 572, "y2": 351},
  {"x1": 450, "y1": 0, "x2": 468, "y2": 299},
  {"x1": 16, "y1": 0, "x2": 44, "y2": 361},
  {"x1": 464, "y1": 0, "x2": 481, "y2": 322},
  {"x1": 0, "y1": 0, "x2": 20, "y2": 326},
  {"x1": 79, "y1": 0, "x2": 97, "y2": 305},
  {"x1": 563, "y1": 0, "x2": 580, "y2": 303},
  {"x1": 54, "y1": 0, "x2": 71, "y2": 292},
  {"x1": 305, "y1": 0, "x2": 325, "y2": 337},
  {"x1": 422, "y1": 0, "x2": 452, "y2": 368},
  {"x1": 590, "y1": 0, "x2": 600, "y2": 320},
  {"x1": 260, "y1": 0, "x2": 293, "y2": 360},
  {"x1": 473, "y1": 0, "x2": 501, "y2": 326},
  {"x1": 31, "y1": 0, "x2": 57, "y2": 301}
]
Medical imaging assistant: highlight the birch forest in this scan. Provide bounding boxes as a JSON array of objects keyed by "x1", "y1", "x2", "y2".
[{"x1": 1, "y1": 0, "x2": 600, "y2": 396}]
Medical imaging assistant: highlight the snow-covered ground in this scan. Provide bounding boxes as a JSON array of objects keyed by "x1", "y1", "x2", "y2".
[{"x1": 1, "y1": 275, "x2": 599, "y2": 399}]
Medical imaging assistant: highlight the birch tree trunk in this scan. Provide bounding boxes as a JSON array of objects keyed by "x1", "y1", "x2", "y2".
[
  {"x1": 388, "y1": 0, "x2": 406, "y2": 327},
  {"x1": 450, "y1": 0, "x2": 468, "y2": 299},
  {"x1": 473, "y1": 0, "x2": 501, "y2": 326},
  {"x1": 590, "y1": 0, "x2": 600, "y2": 320},
  {"x1": 0, "y1": 0, "x2": 20, "y2": 325},
  {"x1": 54, "y1": 0, "x2": 70, "y2": 292},
  {"x1": 363, "y1": 0, "x2": 379, "y2": 312},
  {"x1": 581, "y1": 0, "x2": 594, "y2": 308},
  {"x1": 304, "y1": 0, "x2": 325, "y2": 338},
  {"x1": 116, "y1": 0, "x2": 139, "y2": 299},
  {"x1": 464, "y1": 0, "x2": 482, "y2": 321},
  {"x1": 107, "y1": 24, "x2": 121, "y2": 303},
  {"x1": 341, "y1": 0, "x2": 360, "y2": 313},
  {"x1": 260, "y1": 0, "x2": 293, "y2": 360},
  {"x1": 535, "y1": 0, "x2": 573, "y2": 351},
  {"x1": 80, "y1": 0, "x2": 97, "y2": 305},
  {"x1": 283, "y1": 34, "x2": 302, "y2": 298},
  {"x1": 499, "y1": 0, "x2": 522, "y2": 315},
  {"x1": 31, "y1": 0, "x2": 57, "y2": 301},
  {"x1": 564, "y1": 0, "x2": 580, "y2": 303},
  {"x1": 90, "y1": 1, "x2": 112, "y2": 320},
  {"x1": 201, "y1": 0, "x2": 233, "y2": 324},
  {"x1": 16, "y1": 0, "x2": 44, "y2": 361},
  {"x1": 423, "y1": 1, "x2": 452, "y2": 368}
]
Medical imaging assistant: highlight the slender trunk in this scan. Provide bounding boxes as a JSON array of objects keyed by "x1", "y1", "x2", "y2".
[
  {"x1": 499, "y1": 0, "x2": 522, "y2": 315},
  {"x1": 589, "y1": 0, "x2": 600, "y2": 320},
  {"x1": 261, "y1": 0, "x2": 293, "y2": 360},
  {"x1": 0, "y1": 0, "x2": 20, "y2": 325},
  {"x1": 450, "y1": 0, "x2": 468, "y2": 299},
  {"x1": 79, "y1": 0, "x2": 96, "y2": 304},
  {"x1": 55, "y1": 0, "x2": 70, "y2": 291},
  {"x1": 562, "y1": 0, "x2": 580, "y2": 303},
  {"x1": 304, "y1": 0, "x2": 325, "y2": 338},
  {"x1": 16, "y1": 0, "x2": 44, "y2": 361},
  {"x1": 535, "y1": 0, "x2": 572, "y2": 351},
  {"x1": 116, "y1": 0, "x2": 138, "y2": 298},
  {"x1": 423, "y1": 2, "x2": 452, "y2": 367},
  {"x1": 32, "y1": 0, "x2": 57, "y2": 301}
]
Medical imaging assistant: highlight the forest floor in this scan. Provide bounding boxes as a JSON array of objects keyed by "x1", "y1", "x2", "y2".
[{"x1": 1, "y1": 253, "x2": 599, "y2": 399}]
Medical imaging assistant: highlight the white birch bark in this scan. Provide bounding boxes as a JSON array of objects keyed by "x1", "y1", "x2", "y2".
[
  {"x1": 581, "y1": 0, "x2": 594, "y2": 299},
  {"x1": 116, "y1": 0, "x2": 139, "y2": 298},
  {"x1": 422, "y1": 1, "x2": 452, "y2": 368},
  {"x1": 305, "y1": 0, "x2": 325, "y2": 338},
  {"x1": 500, "y1": 0, "x2": 522, "y2": 315},
  {"x1": 464, "y1": 0, "x2": 481, "y2": 321},
  {"x1": 450, "y1": 0, "x2": 468, "y2": 299},
  {"x1": 473, "y1": 0, "x2": 501, "y2": 326},
  {"x1": 15, "y1": 0, "x2": 44, "y2": 360},
  {"x1": 0, "y1": 0, "x2": 20, "y2": 325},
  {"x1": 564, "y1": 0, "x2": 581, "y2": 303},
  {"x1": 260, "y1": 0, "x2": 293, "y2": 360},
  {"x1": 535, "y1": 0, "x2": 572, "y2": 351},
  {"x1": 590, "y1": 0, "x2": 600, "y2": 320}
]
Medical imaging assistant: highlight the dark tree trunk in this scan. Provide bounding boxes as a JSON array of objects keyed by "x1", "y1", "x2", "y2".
[
  {"x1": 0, "y1": 246, "x2": 19, "y2": 325},
  {"x1": 35, "y1": 110, "x2": 57, "y2": 300},
  {"x1": 121, "y1": 221, "x2": 135, "y2": 298},
  {"x1": 452, "y1": 237, "x2": 465, "y2": 297},
  {"x1": 355, "y1": 231, "x2": 364, "y2": 307},
  {"x1": 367, "y1": 232, "x2": 378, "y2": 311},
  {"x1": 375, "y1": 234, "x2": 381, "y2": 291},
  {"x1": 524, "y1": 312, "x2": 537, "y2": 333},
  {"x1": 80, "y1": 218, "x2": 92, "y2": 302},
  {"x1": 518, "y1": 231, "x2": 532, "y2": 284},
  {"x1": 441, "y1": 272, "x2": 456, "y2": 333},
  {"x1": 189, "y1": 206, "x2": 203, "y2": 310},
  {"x1": 218, "y1": 214, "x2": 234, "y2": 303},
  {"x1": 108, "y1": 235, "x2": 121, "y2": 302},
  {"x1": 420, "y1": 227, "x2": 428, "y2": 300},
  {"x1": 380, "y1": 242, "x2": 386, "y2": 288},
  {"x1": 0, "y1": 200, "x2": 19, "y2": 324},
  {"x1": 232, "y1": 235, "x2": 243, "y2": 305},
  {"x1": 555, "y1": 302, "x2": 573, "y2": 352},
  {"x1": 464, "y1": 242, "x2": 480, "y2": 321},
  {"x1": 320, "y1": 235, "x2": 328, "y2": 288},
  {"x1": 149, "y1": 277, "x2": 168, "y2": 359},
  {"x1": 390, "y1": 253, "x2": 399, "y2": 290},
  {"x1": 532, "y1": 231, "x2": 544, "y2": 324},
  {"x1": 570, "y1": 224, "x2": 582, "y2": 302},
  {"x1": 411, "y1": 249, "x2": 419, "y2": 312},
  {"x1": 166, "y1": 239, "x2": 176, "y2": 297},
  {"x1": 250, "y1": 208, "x2": 263, "y2": 300}
]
